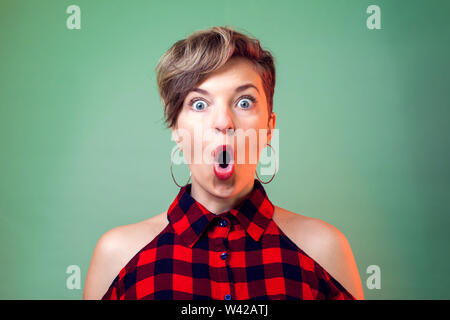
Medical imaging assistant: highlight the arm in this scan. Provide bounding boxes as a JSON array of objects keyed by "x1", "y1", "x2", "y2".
[
  {"x1": 273, "y1": 207, "x2": 365, "y2": 300},
  {"x1": 305, "y1": 218, "x2": 365, "y2": 300},
  {"x1": 83, "y1": 228, "x2": 124, "y2": 300}
]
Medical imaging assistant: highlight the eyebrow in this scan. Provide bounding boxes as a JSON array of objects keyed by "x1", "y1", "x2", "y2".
[{"x1": 190, "y1": 83, "x2": 260, "y2": 96}]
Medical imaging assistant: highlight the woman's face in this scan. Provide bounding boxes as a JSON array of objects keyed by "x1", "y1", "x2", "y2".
[{"x1": 172, "y1": 56, "x2": 276, "y2": 198}]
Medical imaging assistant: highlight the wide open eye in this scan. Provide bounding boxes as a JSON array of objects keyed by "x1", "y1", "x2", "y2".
[
  {"x1": 238, "y1": 99, "x2": 250, "y2": 109},
  {"x1": 188, "y1": 98, "x2": 208, "y2": 111},
  {"x1": 192, "y1": 99, "x2": 207, "y2": 111},
  {"x1": 237, "y1": 95, "x2": 256, "y2": 109}
]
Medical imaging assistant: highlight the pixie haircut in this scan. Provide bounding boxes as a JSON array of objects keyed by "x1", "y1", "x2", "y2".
[{"x1": 155, "y1": 25, "x2": 276, "y2": 129}]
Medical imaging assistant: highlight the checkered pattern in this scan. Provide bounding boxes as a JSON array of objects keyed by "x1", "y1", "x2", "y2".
[{"x1": 101, "y1": 179, "x2": 356, "y2": 300}]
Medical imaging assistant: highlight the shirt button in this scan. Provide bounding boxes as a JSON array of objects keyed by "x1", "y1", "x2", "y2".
[
  {"x1": 220, "y1": 252, "x2": 228, "y2": 260},
  {"x1": 219, "y1": 219, "x2": 228, "y2": 227},
  {"x1": 224, "y1": 294, "x2": 232, "y2": 300}
]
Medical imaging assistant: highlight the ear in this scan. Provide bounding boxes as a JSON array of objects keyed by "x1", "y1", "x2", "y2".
[
  {"x1": 171, "y1": 124, "x2": 182, "y2": 150},
  {"x1": 267, "y1": 112, "x2": 276, "y2": 144}
]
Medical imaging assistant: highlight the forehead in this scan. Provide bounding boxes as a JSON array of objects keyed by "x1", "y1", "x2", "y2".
[{"x1": 192, "y1": 57, "x2": 263, "y2": 94}]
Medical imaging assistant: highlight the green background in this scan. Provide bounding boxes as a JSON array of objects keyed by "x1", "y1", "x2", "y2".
[{"x1": 1, "y1": 0, "x2": 449, "y2": 299}]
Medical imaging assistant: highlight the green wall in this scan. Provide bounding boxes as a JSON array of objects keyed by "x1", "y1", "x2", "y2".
[{"x1": 1, "y1": 0, "x2": 449, "y2": 299}]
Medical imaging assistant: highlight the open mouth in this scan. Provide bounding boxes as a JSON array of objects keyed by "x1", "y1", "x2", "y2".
[
  {"x1": 216, "y1": 146, "x2": 232, "y2": 167},
  {"x1": 213, "y1": 144, "x2": 235, "y2": 180}
]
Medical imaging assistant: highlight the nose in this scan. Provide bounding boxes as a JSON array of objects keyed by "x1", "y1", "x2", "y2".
[{"x1": 212, "y1": 101, "x2": 235, "y2": 135}]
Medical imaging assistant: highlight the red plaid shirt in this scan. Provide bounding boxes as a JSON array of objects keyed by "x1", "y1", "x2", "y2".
[{"x1": 102, "y1": 179, "x2": 356, "y2": 300}]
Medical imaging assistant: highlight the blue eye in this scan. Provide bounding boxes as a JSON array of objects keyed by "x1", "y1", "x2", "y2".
[
  {"x1": 237, "y1": 95, "x2": 256, "y2": 109},
  {"x1": 190, "y1": 99, "x2": 207, "y2": 111},
  {"x1": 238, "y1": 98, "x2": 251, "y2": 109},
  {"x1": 188, "y1": 95, "x2": 257, "y2": 111}
]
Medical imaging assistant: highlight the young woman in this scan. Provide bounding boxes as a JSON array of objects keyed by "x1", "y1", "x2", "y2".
[{"x1": 83, "y1": 26, "x2": 364, "y2": 300}]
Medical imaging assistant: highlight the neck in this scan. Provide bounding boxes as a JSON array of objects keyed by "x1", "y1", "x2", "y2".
[{"x1": 189, "y1": 178, "x2": 255, "y2": 214}]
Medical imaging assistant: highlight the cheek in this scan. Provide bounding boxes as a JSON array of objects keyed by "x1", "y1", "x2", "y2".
[
  {"x1": 233, "y1": 129, "x2": 266, "y2": 166},
  {"x1": 180, "y1": 128, "x2": 212, "y2": 166}
]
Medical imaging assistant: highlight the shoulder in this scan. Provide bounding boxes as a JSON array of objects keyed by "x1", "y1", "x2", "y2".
[
  {"x1": 272, "y1": 205, "x2": 365, "y2": 300},
  {"x1": 82, "y1": 211, "x2": 168, "y2": 300}
]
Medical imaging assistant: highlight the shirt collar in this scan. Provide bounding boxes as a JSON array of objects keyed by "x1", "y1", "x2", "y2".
[{"x1": 167, "y1": 179, "x2": 275, "y2": 248}]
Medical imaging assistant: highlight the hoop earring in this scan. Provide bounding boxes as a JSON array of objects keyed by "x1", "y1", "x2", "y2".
[
  {"x1": 170, "y1": 145, "x2": 192, "y2": 188},
  {"x1": 255, "y1": 143, "x2": 277, "y2": 184}
]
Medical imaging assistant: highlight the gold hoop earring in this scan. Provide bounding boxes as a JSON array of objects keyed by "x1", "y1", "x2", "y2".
[
  {"x1": 170, "y1": 145, "x2": 192, "y2": 188},
  {"x1": 255, "y1": 143, "x2": 277, "y2": 184}
]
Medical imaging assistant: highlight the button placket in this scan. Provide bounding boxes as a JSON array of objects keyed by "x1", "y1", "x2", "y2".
[
  {"x1": 211, "y1": 216, "x2": 232, "y2": 301},
  {"x1": 211, "y1": 217, "x2": 230, "y2": 239}
]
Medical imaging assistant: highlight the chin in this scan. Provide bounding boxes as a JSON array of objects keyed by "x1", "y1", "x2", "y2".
[{"x1": 210, "y1": 176, "x2": 239, "y2": 197}]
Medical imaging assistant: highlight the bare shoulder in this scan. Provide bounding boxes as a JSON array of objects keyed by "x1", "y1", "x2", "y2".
[
  {"x1": 82, "y1": 211, "x2": 168, "y2": 300},
  {"x1": 272, "y1": 205, "x2": 364, "y2": 300}
]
